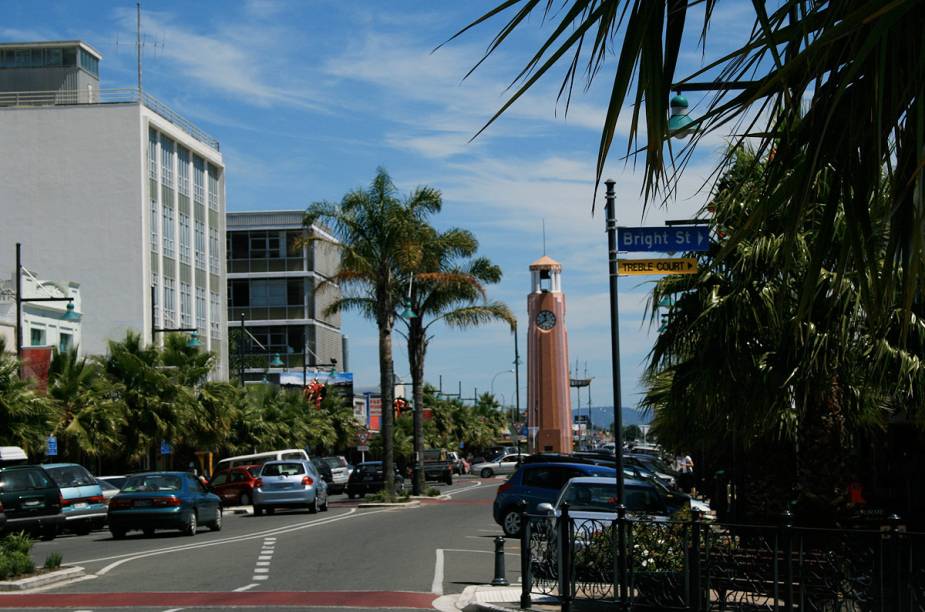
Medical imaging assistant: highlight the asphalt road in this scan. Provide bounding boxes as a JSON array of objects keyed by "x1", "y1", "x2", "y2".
[{"x1": 1, "y1": 476, "x2": 519, "y2": 610}]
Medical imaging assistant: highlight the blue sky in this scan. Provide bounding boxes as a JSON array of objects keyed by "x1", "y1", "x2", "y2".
[{"x1": 4, "y1": 1, "x2": 754, "y2": 418}]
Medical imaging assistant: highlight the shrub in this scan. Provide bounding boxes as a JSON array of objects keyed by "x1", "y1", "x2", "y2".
[
  {"x1": 425, "y1": 487, "x2": 441, "y2": 497},
  {"x1": 44, "y1": 552, "x2": 63, "y2": 570},
  {"x1": 9, "y1": 552, "x2": 34, "y2": 577},
  {"x1": 1, "y1": 532, "x2": 33, "y2": 556}
]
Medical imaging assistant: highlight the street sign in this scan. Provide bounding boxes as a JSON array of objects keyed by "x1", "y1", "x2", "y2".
[
  {"x1": 618, "y1": 226, "x2": 710, "y2": 252},
  {"x1": 46, "y1": 435, "x2": 57, "y2": 456},
  {"x1": 160, "y1": 440, "x2": 172, "y2": 455},
  {"x1": 356, "y1": 445, "x2": 369, "y2": 452},
  {"x1": 618, "y1": 258, "x2": 698, "y2": 276}
]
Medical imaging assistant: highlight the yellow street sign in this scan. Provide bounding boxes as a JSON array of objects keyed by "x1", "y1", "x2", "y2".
[{"x1": 617, "y1": 257, "x2": 698, "y2": 276}]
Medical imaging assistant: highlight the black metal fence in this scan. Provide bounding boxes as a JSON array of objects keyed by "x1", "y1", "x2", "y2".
[{"x1": 520, "y1": 503, "x2": 925, "y2": 611}]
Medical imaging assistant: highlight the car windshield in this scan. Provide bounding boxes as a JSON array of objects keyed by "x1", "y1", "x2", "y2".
[
  {"x1": 2, "y1": 468, "x2": 52, "y2": 490},
  {"x1": 46, "y1": 465, "x2": 96, "y2": 487},
  {"x1": 358, "y1": 463, "x2": 382, "y2": 474},
  {"x1": 97, "y1": 480, "x2": 119, "y2": 492},
  {"x1": 322, "y1": 457, "x2": 346, "y2": 468},
  {"x1": 122, "y1": 475, "x2": 182, "y2": 492},
  {"x1": 262, "y1": 462, "x2": 304, "y2": 477}
]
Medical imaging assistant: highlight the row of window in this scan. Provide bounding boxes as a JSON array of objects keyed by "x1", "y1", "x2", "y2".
[
  {"x1": 28, "y1": 327, "x2": 74, "y2": 353},
  {"x1": 0, "y1": 47, "x2": 97, "y2": 77},
  {"x1": 150, "y1": 199, "x2": 219, "y2": 273},
  {"x1": 152, "y1": 273, "x2": 222, "y2": 337},
  {"x1": 227, "y1": 230, "x2": 304, "y2": 261},
  {"x1": 147, "y1": 129, "x2": 220, "y2": 211},
  {"x1": 228, "y1": 278, "x2": 306, "y2": 309}
]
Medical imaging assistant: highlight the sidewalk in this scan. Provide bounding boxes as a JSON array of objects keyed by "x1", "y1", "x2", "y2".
[{"x1": 433, "y1": 585, "x2": 559, "y2": 611}]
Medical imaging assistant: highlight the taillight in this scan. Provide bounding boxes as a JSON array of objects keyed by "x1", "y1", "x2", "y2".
[
  {"x1": 254, "y1": 478, "x2": 263, "y2": 488},
  {"x1": 60, "y1": 495, "x2": 70, "y2": 506},
  {"x1": 110, "y1": 498, "x2": 131, "y2": 509},
  {"x1": 152, "y1": 497, "x2": 182, "y2": 507},
  {"x1": 301, "y1": 476, "x2": 314, "y2": 486},
  {"x1": 497, "y1": 481, "x2": 513, "y2": 495},
  {"x1": 88, "y1": 495, "x2": 105, "y2": 504}
]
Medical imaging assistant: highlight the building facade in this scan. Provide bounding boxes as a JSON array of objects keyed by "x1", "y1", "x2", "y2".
[
  {"x1": 0, "y1": 41, "x2": 228, "y2": 377},
  {"x1": 0, "y1": 272, "x2": 82, "y2": 356},
  {"x1": 226, "y1": 211, "x2": 344, "y2": 383}
]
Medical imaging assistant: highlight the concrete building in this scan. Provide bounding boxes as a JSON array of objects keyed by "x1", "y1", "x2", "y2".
[
  {"x1": 0, "y1": 271, "x2": 82, "y2": 356},
  {"x1": 226, "y1": 211, "x2": 344, "y2": 384},
  {"x1": 0, "y1": 41, "x2": 228, "y2": 377}
]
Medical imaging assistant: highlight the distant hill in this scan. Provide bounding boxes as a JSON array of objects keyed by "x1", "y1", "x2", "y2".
[{"x1": 573, "y1": 406, "x2": 651, "y2": 429}]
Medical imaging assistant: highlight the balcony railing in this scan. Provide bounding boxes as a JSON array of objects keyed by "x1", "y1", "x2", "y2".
[
  {"x1": 227, "y1": 258, "x2": 305, "y2": 274},
  {"x1": 229, "y1": 306, "x2": 309, "y2": 321},
  {"x1": 0, "y1": 87, "x2": 220, "y2": 151}
]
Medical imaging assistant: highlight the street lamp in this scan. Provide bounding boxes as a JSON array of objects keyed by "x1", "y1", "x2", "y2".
[
  {"x1": 150, "y1": 286, "x2": 200, "y2": 349},
  {"x1": 490, "y1": 369, "x2": 513, "y2": 397},
  {"x1": 668, "y1": 94, "x2": 695, "y2": 138},
  {"x1": 14, "y1": 243, "x2": 80, "y2": 370}
]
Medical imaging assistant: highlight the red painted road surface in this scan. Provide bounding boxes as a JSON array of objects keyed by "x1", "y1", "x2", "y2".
[{"x1": 0, "y1": 591, "x2": 437, "y2": 608}]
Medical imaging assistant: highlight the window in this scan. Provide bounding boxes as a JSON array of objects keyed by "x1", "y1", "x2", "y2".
[
  {"x1": 210, "y1": 291, "x2": 221, "y2": 335},
  {"x1": 193, "y1": 156, "x2": 205, "y2": 203},
  {"x1": 148, "y1": 130, "x2": 158, "y2": 180},
  {"x1": 208, "y1": 165, "x2": 220, "y2": 210},
  {"x1": 249, "y1": 279, "x2": 287, "y2": 307},
  {"x1": 46, "y1": 48, "x2": 63, "y2": 66},
  {"x1": 209, "y1": 227, "x2": 220, "y2": 273},
  {"x1": 177, "y1": 146, "x2": 190, "y2": 196},
  {"x1": 522, "y1": 467, "x2": 584, "y2": 489},
  {"x1": 179, "y1": 212, "x2": 191, "y2": 264},
  {"x1": 152, "y1": 274, "x2": 159, "y2": 322},
  {"x1": 150, "y1": 198, "x2": 158, "y2": 249},
  {"x1": 164, "y1": 278, "x2": 176, "y2": 326},
  {"x1": 196, "y1": 287, "x2": 206, "y2": 333},
  {"x1": 78, "y1": 48, "x2": 99, "y2": 77},
  {"x1": 30, "y1": 328, "x2": 45, "y2": 346},
  {"x1": 180, "y1": 282, "x2": 192, "y2": 327},
  {"x1": 194, "y1": 220, "x2": 206, "y2": 269},
  {"x1": 210, "y1": 472, "x2": 228, "y2": 486},
  {"x1": 249, "y1": 232, "x2": 281, "y2": 259},
  {"x1": 160, "y1": 135, "x2": 174, "y2": 187},
  {"x1": 162, "y1": 206, "x2": 175, "y2": 257},
  {"x1": 59, "y1": 333, "x2": 72, "y2": 353}
]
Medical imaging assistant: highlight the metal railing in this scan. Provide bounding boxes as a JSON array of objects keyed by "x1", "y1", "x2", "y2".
[
  {"x1": 520, "y1": 504, "x2": 925, "y2": 611},
  {"x1": 0, "y1": 87, "x2": 220, "y2": 151}
]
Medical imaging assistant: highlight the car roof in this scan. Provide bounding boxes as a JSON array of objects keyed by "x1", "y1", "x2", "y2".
[
  {"x1": 124, "y1": 471, "x2": 191, "y2": 477},
  {"x1": 0, "y1": 464, "x2": 48, "y2": 472},
  {"x1": 42, "y1": 462, "x2": 86, "y2": 469},
  {"x1": 566, "y1": 476, "x2": 650, "y2": 487},
  {"x1": 522, "y1": 462, "x2": 614, "y2": 472}
]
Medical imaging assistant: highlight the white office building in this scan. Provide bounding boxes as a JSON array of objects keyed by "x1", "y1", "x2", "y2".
[{"x1": 0, "y1": 41, "x2": 228, "y2": 377}]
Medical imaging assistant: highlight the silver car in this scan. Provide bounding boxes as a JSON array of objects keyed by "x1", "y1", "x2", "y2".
[
  {"x1": 472, "y1": 453, "x2": 522, "y2": 479},
  {"x1": 253, "y1": 460, "x2": 328, "y2": 515},
  {"x1": 319, "y1": 456, "x2": 350, "y2": 494}
]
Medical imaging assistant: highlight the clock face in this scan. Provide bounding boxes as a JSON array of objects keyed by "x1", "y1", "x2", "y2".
[{"x1": 535, "y1": 310, "x2": 557, "y2": 330}]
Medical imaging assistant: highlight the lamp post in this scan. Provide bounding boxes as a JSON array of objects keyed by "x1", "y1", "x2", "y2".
[
  {"x1": 14, "y1": 243, "x2": 81, "y2": 373},
  {"x1": 513, "y1": 321, "x2": 522, "y2": 457},
  {"x1": 238, "y1": 313, "x2": 245, "y2": 386},
  {"x1": 490, "y1": 369, "x2": 513, "y2": 397},
  {"x1": 150, "y1": 285, "x2": 200, "y2": 348}
]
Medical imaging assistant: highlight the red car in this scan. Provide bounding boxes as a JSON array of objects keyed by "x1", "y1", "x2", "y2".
[{"x1": 208, "y1": 465, "x2": 261, "y2": 507}]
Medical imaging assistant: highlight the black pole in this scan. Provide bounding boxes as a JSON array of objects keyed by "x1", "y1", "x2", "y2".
[
  {"x1": 513, "y1": 321, "x2": 521, "y2": 457},
  {"x1": 239, "y1": 313, "x2": 245, "y2": 386},
  {"x1": 15, "y1": 243, "x2": 22, "y2": 371},
  {"x1": 151, "y1": 285, "x2": 157, "y2": 344},
  {"x1": 604, "y1": 179, "x2": 624, "y2": 491},
  {"x1": 303, "y1": 336, "x2": 307, "y2": 386}
]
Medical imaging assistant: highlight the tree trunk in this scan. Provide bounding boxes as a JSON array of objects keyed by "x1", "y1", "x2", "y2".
[
  {"x1": 409, "y1": 323, "x2": 426, "y2": 495},
  {"x1": 379, "y1": 314, "x2": 395, "y2": 495}
]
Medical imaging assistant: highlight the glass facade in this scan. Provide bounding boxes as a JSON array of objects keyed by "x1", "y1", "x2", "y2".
[
  {"x1": 163, "y1": 278, "x2": 176, "y2": 327},
  {"x1": 208, "y1": 164, "x2": 219, "y2": 210},
  {"x1": 209, "y1": 227, "x2": 220, "y2": 273},
  {"x1": 210, "y1": 291, "x2": 221, "y2": 337},
  {"x1": 180, "y1": 281, "x2": 192, "y2": 327},
  {"x1": 150, "y1": 197, "x2": 158, "y2": 250},
  {"x1": 195, "y1": 220, "x2": 206, "y2": 269},
  {"x1": 226, "y1": 229, "x2": 305, "y2": 273},
  {"x1": 177, "y1": 146, "x2": 190, "y2": 196},
  {"x1": 148, "y1": 130, "x2": 158, "y2": 180},
  {"x1": 193, "y1": 155, "x2": 205, "y2": 203},
  {"x1": 152, "y1": 273, "x2": 159, "y2": 321},
  {"x1": 196, "y1": 287, "x2": 206, "y2": 334},
  {"x1": 162, "y1": 205, "x2": 175, "y2": 258},
  {"x1": 78, "y1": 48, "x2": 99, "y2": 77},
  {"x1": 160, "y1": 135, "x2": 174, "y2": 187},
  {"x1": 179, "y1": 211, "x2": 191, "y2": 264},
  {"x1": 228, "y1": 278, "x2": 306, "y2": 321},
  {"x1": 0, "y1": 46, "x2": 80, "y2": 70}
]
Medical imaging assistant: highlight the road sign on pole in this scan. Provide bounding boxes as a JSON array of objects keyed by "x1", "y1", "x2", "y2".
[
  {"x1": 617, "y1": 258, "x2": 698, "y2": 276},
  {"x1": 46, "y1": 435, "x2": 57, "y2": 456},
  {"x1": 618, "y1": 226, "x2": 710, "y2": 252},
  {"x1": 160, "y1": 440, "x2": 172, "y2": 455}
]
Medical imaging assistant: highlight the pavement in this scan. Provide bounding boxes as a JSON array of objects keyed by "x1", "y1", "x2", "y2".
[{"x1": 0, "y1": 475, "x2": 532, "y2": 611}]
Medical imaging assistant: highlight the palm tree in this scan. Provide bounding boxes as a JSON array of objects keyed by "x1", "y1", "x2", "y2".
[
  {"x1": 303, "y1": 168, "x2": 440, "y2": 494},
  {"x1": 0, "y1": 337, "x2": 54, "y2": 455},
  {"x1": 397, "y1": 224, "x2": 514, "y2": 493},
  {"x1": 449, "y1": 1, "x2": 924, "y2": 327}
]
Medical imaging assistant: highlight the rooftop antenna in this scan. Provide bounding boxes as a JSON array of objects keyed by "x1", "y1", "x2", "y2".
[{"x1": 136, "y1": 1, "x2": 142, "y2": 96}]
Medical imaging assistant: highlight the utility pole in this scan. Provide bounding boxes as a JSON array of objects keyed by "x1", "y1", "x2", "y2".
[
  {"x1": 136, "y1": 1, "x2": 143, "y2": 96},
  {"x1": 513, "y1": 321, "x2": 521, "y2": 456}
]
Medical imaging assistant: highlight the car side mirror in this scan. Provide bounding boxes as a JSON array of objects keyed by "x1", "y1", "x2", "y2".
[{"x1": 537, "y1": 502, "x2": 555, "y2": 516}]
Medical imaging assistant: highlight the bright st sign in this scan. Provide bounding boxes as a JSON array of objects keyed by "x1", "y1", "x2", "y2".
[
  {"x1": 618, "y1": 258, "x2": 698, "y2": 276},
  {"x1": 618, "y1": 226, "x2": 710, "y2": 252}
]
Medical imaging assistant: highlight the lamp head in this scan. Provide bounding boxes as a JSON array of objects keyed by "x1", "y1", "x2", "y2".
[
  {"x1": 270, "y1": 353, "x2": 284, "y2": 368},
  {"x1": 62, "y1": 301, "x2": 80, "y2": 321},
  {"x1": 668, "y1": 93, "x2": 695, "y2": 138},
  {"x1": 186, "y1": 330, "x2": 202, "y2": 348},
  {"x1": 400, "y1": 300, "x2": 417, "y2": 319}
]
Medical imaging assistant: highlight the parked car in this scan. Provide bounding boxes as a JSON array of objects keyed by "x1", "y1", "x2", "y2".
[
  {"x1": 318, "y1": 456, "x2": 350, "y2": 494},
  {"x1": 0, "y1": 464, "x2": 64, "y2": 540},
  {"x1": 97, "y1": 475, "x2": 128, "y2": 489},
  {"x1": 208, "y1": 465, "x2": 261, "y2": 507},
  {"x1": 107, "y1": 471, "x2": 222, "y2": 538},
  {"x1": 346, "y1": 461, "x2": 405, "y2": 498},
  {"x1": 448, "y1": 451, "x2": 469, "y2": 475},
  {"x1": 216, "y1": 449, "x2": 310, "y2": 472},
  {"x1": 0, "y1": 500, "x2": 6, "y2": 532},
  {"x1": 253, "y1": 460, "x2": 328, "y2": 515},
  {"x1": 493, "y1": 462, "x2": 615, "y2": 537},
  {"x1": 537, "y1": 476, "x2": 670, "y2": 523},
  {"x1": 624, "y1": 455, "x2": 678, "y2": 488},
  {"x1": 422, "y1": 449, "x2": 454, "y2": 485},
  {"x1": 43, "y1": 463, "x2": 108, "y2": 534},
  {"x1": 473, "y1": 452, "x2": 523, "y2": 479},
  {"x1": 96, "y1": 479, "x2": 120, "y2": 504},
  {"x1": 311, "y1": 458, "x2": 335, "y2": 491},
  {"x1": 0, "y1": 446, "x2": 29, "y2": 467}
]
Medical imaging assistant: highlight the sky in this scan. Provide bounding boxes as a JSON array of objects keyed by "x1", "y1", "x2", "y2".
[{"x1": 3, "y1": 1, "x2": 755, "y2": 419}]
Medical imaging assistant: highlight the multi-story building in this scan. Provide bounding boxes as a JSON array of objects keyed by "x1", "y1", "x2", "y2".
[
  {"x1": 226, "y1": 211, "x2": 344, "y2": 383},
  {"x1": 0, "y1": 41, "x2": 228, "y2": 377},
  {"x1": 0, "y1": 271, "x2": 82, "y2": 356}
]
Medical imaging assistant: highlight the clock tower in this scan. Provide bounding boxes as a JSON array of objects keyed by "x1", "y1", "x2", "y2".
[{"x1": 526, "y1": 255, "x2": 573, "y2": 453}]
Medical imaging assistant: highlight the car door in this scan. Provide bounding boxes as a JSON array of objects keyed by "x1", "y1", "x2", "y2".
[
  {"x1": 189, "y1": 475, "x2": 217, "y2": 522},
  {"x1": 209, "y1": 471, "x2": 230, "y2": 502},
  {"x1": 499, "y1": 454, "x2": 522, "y2": 475}
]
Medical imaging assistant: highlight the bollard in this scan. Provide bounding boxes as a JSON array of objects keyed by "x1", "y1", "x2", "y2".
[
  {"x1": 519, "y1": 500, "x2": 532, "y2": 609},
  {"x1": 491, "y1": 536, "x2": 510, "y2": 586}
]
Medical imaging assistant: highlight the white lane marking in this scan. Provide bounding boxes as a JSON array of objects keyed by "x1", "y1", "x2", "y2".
[
  {"x1": 442, "y1": 548, "x2": 519, "y2": 556},
  {"x1": 233, "y1": 584, "x2": 258, "y2": 592},
  {"x1": 256, "y1": 561, "x2": 271, "y2": 566},
  {"x1": 441, "y1": 482, "x2": 482, "y2": 499},
  {"x1": 431, "y1": 549, "x2": 445, "y2": 595},
  {"x1": 163, "y1": 608, "x2": 185, "y2": 612},
  {"x1": 92, "y1": 509, "x2": 375, "y2": 576},
  {"x1": 253, "y1": 568, "x2": 269, "y2": 573},
  {"x1": 253, "y1": 575, "x2": 269, "y2": 581},
  {"x1": 258, "y1": 555, "x2": 272, "y2": 561}
]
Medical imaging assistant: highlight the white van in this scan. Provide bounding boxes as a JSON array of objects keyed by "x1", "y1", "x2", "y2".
[
  {"x1": 0, "y1": 446, "x2": 29, "y2": 466},
  {"x1": 216, "y1": 449, "x2": 309, "y2": 471}
]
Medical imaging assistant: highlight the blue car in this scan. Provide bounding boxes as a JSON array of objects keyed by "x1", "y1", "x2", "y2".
[
  {"x1": 493, "y1": 462, "x2": 615, "y2": 537},
  {"x1": 43, "y1": 463, "x2": 108, "y2": 535},
  {"x1": 108, "y1": 472, "x2": 222, "y2": 538}
]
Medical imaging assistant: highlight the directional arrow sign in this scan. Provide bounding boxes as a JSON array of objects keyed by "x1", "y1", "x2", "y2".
[
  {"x1": 618, "y1": 226, "x2": 710, "y2": 252},
  {"x1": 617, "y1": 258, "x2": 698, "y2": 276}
]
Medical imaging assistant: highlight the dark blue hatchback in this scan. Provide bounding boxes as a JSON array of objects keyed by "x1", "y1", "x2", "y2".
[{"x1": 493, "y1": 462, "x2": 615, "y2": 536}]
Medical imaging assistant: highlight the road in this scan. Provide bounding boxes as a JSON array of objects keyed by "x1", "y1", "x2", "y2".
[{"x1": 0, "y1": 476, "x2": 519, "y2": 610}]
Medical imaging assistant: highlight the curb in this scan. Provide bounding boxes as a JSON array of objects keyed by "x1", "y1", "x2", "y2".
[
  {"x1": 0, "y1": 566, "x2": 85, "y2": 592},
  {"x1": 356, "y1": 500, "x2": 421, "y2": 508}
]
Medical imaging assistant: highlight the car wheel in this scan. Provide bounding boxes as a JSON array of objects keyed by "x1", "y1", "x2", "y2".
[
  {"x1": 143, "y1": 527, "x2": 155, "y2": 537},
  {"x1": 347, "y1": 491, "x2": 356, "y2": 499},
  {"x1": 481, "y1": 467, "x2": 494, "y2": 479},
  {"x1": 75, "y1": 525, "x2": 91, "y2": 536},
  {"x1": 210, "y1": 509, "x2": 223, "y2": 531},
  {"x1": 239, "y1": 492, "x2": 251, "y2": 506},
  {"x1": 253, "y1": 505, "x2": 264, "y2": 516},
  {"x1": 183, "y1": 511, "x2": 197, "y2": 536},
  {"x1": 111, "y1": 528, "x2": 126, "y2": 540},
  {"x1": 445, "y1": 472, "x2": 453, "y2": 485},
  {"x1": 40, "y1": 526, "x2": 57, "y2": 541},
  {"x1": 502, "y1": 509, "x2": 523, "y2": 537},
  {"x1": 309, "y1": 496, "x2": 319, "y2": 514}
]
